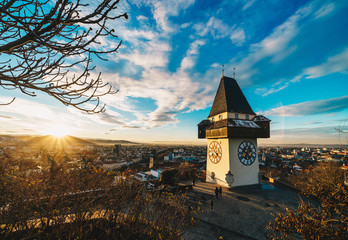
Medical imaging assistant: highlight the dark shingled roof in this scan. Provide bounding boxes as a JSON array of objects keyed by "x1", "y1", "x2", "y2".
[
  {"x1": 208, "y1": 76, "x2": 255, "y2": 118},
  {"x1": 253, "y1": 115, "x2": 271, "y2": 122}
]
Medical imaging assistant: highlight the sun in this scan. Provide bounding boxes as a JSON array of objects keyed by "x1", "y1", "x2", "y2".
[{"x1": 42, "y1": 125, "x2": 72, "y2": 137}]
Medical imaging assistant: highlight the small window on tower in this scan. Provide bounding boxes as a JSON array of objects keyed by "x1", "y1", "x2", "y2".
[
  {"x1": 212, "y1": 117, "x2": 214, "y2": 122},
  {"x1": 246, "y1": 115, "x2": 249, "y2": 120},
  {"x1": 219, "y1": 115, "x2": 222, "y2": 120},
  {"x1": 235, "y1": 113, "x2": 239, "y2": 119}
]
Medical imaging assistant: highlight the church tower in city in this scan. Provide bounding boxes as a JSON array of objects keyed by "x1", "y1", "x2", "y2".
[{"x1": 198, "y1": 75, "x2": 270, "y2": 187}]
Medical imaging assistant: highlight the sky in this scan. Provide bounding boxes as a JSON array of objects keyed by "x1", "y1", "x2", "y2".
[{"x1": 1, "y1": 0, "x2": 348, "y2": 145}]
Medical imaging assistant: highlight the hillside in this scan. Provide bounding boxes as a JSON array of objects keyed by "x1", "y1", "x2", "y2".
[
  {"x1": 24, "y1": 135, "x2": 95, "y2": 148},
  {"x1": 87, "y1": 139, "x2": 140, "y2": 145}
]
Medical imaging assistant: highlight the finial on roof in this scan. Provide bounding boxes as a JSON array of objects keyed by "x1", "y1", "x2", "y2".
[
  {"x1": 222, "y1": 64, "x2": 224, "y2": 77},
  {"x1": 233, "y1": 67, "x2": 236, "y2": 79}
]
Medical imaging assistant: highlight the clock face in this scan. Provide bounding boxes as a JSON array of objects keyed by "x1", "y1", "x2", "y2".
[
  {"x1": 238, "y1": 141, "x2": 256, "y2": 166},
  {"x1": 208, "y1": 141, "x2": 222, "y2": 164}
]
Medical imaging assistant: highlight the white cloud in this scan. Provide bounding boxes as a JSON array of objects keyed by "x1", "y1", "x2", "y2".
[
  {"x1": 204, "y1": 17, "x2": 230, "y2": 39},
  {"x1": 0, "y1": 97, "x2": 94, "y2": 135},
  {"x1": 304, "y1": 48, "x2": 348, "y2": 79},
  {"x1": 136, "y1": 0, "x2": 196, "y2": 33},
  {"x1": 180, "y1": 39, "x2": 206, "y2": 70},
  {"x1": 194, "y1": 17, "x2": 246, "y2": 45},
  {"x1": 102, "y1": 36, "x2": 214, "y2": 129},
  {"x1": 249, "y1": 10, "x2": 304, "y2": 63},
  {"x1": 255, "y1": 46, "x2": 348, "y2": 97},
  {"x1": 314, "y1": 2, "x2": 335, "y2": 19},
  {"x1": 242, "y1": 0, "x2": 256, "y2": 10},
  {"x1": 255, "y1": 84, "x2": 288, "y2": 97},
  {"x1": 265, "y1": 126, "x2": 340, "y2": 145},
  {"x1": 64, "y1": 0, "x2": 347, "y2": 133},
  {"x1": 118, "y1": 33, "x2": 171, "y2": 68},
  {"x1": 136, "y1": 15, "x2": 148, "y2": 21},
  {"x1": 0, "y1": 97, "x2": 59, "y2": 121},
  {"x1": 180, "y1": 23, "x2": 191, "y2": 28},
  {"x1": 121, "y1": 29, "x2": 156, "y2": 42},
  {"x1": 224, "y1": 2, "x2": 313, "y2": 87},
  {"x1": 257, "y1": 46, "x2": 348, "y2": 97},
  {"x1": 263, "y1": 96, "x2": 348, "y2": 116},
  {"x1": 230, "y1": 28, "x2": 246, "y2": 46},
  {"x1": 120, "y1": 50, "x2": 168, "y2": 68}
]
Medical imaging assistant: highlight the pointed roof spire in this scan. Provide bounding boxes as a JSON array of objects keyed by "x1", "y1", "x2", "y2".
[
  {"x1": 222, "y1": 64, "x2": 224, "y2": 77},
  {"x1": 208, "y1": 76, "x2": 255, "y2": 118},
  {"x1": 233, "y1": 67, "x2": 236, "y2": 79}
]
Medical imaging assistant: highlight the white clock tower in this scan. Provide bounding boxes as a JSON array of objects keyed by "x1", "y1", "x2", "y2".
[{"x1": 198, "y1": 75, "x2": 270, "y2": 187}]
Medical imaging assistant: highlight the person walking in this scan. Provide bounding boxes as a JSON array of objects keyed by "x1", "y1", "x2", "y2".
[
  {"x1": 210, "y1": 199, "x2": 214, "y2": 210},
  {"x1": 215, "y1": 187, "x2": 219, "y2": 199},
  {"x1": 219, "y1": 186, "x2": 222, "y2": 197}
]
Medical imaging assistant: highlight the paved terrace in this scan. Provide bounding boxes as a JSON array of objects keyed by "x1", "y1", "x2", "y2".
[{"x1": 183, "y1": 180, "x2": 301, "y2": 240}]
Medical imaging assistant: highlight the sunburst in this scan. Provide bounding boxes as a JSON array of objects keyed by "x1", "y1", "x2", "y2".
[{"x1": 41, "y1": 124, "x2": 72, "y2": 137}]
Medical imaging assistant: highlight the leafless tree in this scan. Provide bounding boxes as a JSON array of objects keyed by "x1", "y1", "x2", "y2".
[{"x1": 0, "y1": 0, "x2": 128, "y2": 113}]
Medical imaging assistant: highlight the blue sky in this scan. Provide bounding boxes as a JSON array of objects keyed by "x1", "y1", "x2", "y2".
[{"x1": 1, "y1": 0, "x2": 348, "y2": 144}]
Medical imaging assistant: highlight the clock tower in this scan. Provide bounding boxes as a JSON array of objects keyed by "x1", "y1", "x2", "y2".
[{"x1": 198, "y1": 75, "x2": 270, "y2": 187}]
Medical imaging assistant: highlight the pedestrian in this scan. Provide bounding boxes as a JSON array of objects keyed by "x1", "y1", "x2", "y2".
[
  {"x1": 219, "y1": 186, "x2": 222, "y2": 196},
  {"x1": 215, "y1": 187, "x2": 219, "y2": 199},
  {"x1": 188, "y1": 205, "x2": 193, "y2": 213},
  {"x1": 210, "y1": 199, "x2": 214, "y2": 210},
  {"x1": 192, "y1": 176, "x2": 195, "y2": 186}
]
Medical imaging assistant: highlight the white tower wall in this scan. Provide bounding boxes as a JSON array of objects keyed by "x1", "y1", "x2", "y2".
[
  {"x1": 206, "y1": 138, "x2": 259, "y2": 187},
  {"x1": 229, "y1": 138, "x2": 259, "y2": 187}
]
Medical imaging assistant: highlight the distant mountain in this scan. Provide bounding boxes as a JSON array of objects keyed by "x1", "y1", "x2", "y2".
[
  {"x1": 25, "y1": 135, "x2": 95, "y2": 148},
  {"x1": 0, "y1": 134, "x2": 140, "y2": 147},
  {"x1": 259, "y1": 143, "x2": 348, "y2": 148},
  {"x1": 87, "y1": 139, "x2": 140, "y2": 145}
]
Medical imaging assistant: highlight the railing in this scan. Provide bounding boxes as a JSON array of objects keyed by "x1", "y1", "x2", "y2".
[
  {"x1": 206, "y1": 127, "x2": 270, "y2": 138},
  {"x1": 206, "y1": 128, "x2": 228, "y2": 138}
]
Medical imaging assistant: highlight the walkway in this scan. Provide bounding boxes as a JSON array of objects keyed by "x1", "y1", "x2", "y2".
[{"x1": 183, "y1": 180, "x2": 301, "y2": 240}]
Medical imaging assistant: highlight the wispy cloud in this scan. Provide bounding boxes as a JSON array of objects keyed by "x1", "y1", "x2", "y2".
[
  {"x1": 263, "y1": 96, "x2": 348, "y2": 116},
  {"x1": 255, "y1": 85, "x2": 288, "y2": 97},
  {"x1": 267, "y1": 126, "x2": 340, "y2": 144},
  {"x1": 304, "y1": 47, "x2": 348, "y2": 79},
  {"x1": 242, "y1": 0, "x2": 256, "y2": 11},
  {"x1": 230, "y1": 28, "x2": 246, "y2": 46},
  {"x1": 257, "y1": 47, "x2": 348, "y2": 97},
  {"x1": 314, "y1": 2, "x2": 335, "y2": 19},
  {"x1": 0, "y1": 115, "x2": 14, "y2": 119},
  {"x1": 0, "y1": 97, "x2": 59, "y2": 121},
  {"x1": 131, "y1": 0, "x2": 196, "y2": 33},
  {"x1": 302, "y1": 121, "x2": 324, "y2": 125},
  {"x1": 180, "y1": 39, "x2": 206, "y2": 70},
  {"x1": 221, "y1": 2, "x2": 313, "y2": 89},
  {"x1": 101, "y1": 0, "x2": 348, "y2": 131},
  {"x1": 0, "y1": 97, "x2": 107, "y2": 135},
  {"x1": 193, "y1": 17, "x2": 246, "y2": 45}
]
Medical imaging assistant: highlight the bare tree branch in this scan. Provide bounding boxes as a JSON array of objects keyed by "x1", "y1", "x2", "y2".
[{"x1": 0, "y1": 0, "x2": 128, "y2": 113}]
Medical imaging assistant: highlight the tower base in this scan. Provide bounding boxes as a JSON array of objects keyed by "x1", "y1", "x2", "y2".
[{"x1": 206, "y1": 138, "x2": 260, "y2": 188}]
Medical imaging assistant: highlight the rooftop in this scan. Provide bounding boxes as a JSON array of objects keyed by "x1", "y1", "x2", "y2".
[{"x1": 208, "y1": 76, "x2": 255, "y2": 118}]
